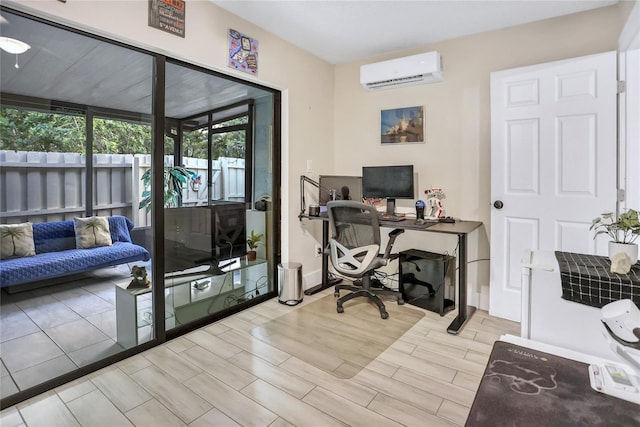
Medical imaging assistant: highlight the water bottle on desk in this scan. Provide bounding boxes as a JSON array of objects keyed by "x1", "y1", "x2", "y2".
[{"x1": 415, "y1": 200, "x2": 425, "y2": 219}]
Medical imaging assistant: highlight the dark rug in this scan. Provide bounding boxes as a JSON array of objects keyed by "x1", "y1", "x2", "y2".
[{"x1": 466, "y1": 341, "x2": 640, "y2": 426}]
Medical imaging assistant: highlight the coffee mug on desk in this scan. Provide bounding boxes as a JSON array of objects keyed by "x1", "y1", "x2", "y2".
[{"x1": 308, "y1": 205, "x2": 320, "y2": 216}]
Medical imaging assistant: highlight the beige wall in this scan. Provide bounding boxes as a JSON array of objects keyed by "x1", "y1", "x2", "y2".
[
  {"x1": 335, "y1": 3, "x2": 629, "y2": 223},
  {"x1": 331, "y1": 3, "x2": 631, "y2": 307},
  {"x1": 6, "y1": 1, "x2": 635, "y2": 303},
  {"x1": 7, "y1": 0, "x2": 336, "y2": 270}
]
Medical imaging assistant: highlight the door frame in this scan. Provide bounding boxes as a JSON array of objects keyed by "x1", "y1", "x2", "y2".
[{"x1": 489, "y1": 52, "x2": 618, "y2": 321}]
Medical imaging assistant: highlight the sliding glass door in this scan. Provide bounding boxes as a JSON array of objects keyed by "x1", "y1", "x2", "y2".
[
  {"x1": 163, "y1": 61, "x2": 276, "y2": 332},
  {"x1": 0, "y1": 8, "x2": 280, "y2": 408},
  {"x1": 0, "y1": 8, "x2": 155, "y2": 404}
]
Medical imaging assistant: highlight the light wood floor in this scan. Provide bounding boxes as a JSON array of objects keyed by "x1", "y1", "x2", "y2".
[{"x1": 0, "y1": 288, "x2": 519, "y2": 427}]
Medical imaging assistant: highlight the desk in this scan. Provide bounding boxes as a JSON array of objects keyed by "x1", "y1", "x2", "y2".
[{"x1": 300, "y1": 213, "x2": 482, "y2": 334}]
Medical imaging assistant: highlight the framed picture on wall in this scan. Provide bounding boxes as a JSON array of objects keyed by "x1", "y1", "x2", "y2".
[
  {"x1": 380, "y1": 106, "x2": 424, "y2": 144},
  {"x1": 148, "y1": 0, "x2": 185, "y2": 38},
  {"x1": 228, "y1": 29, "x2": 259, "y2": 75}
]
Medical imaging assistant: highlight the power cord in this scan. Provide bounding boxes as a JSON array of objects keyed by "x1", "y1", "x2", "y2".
[
  {"x1": 373, "y1": 270, "x2": 400, "y2": 291},
  {"x1": 253, "y1": 275, "x2": 269, "y2": 296}
]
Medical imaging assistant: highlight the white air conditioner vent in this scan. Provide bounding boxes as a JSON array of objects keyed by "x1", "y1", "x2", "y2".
[{"x1": 360, "y1": 51, "x2": 443, "y2": 91}]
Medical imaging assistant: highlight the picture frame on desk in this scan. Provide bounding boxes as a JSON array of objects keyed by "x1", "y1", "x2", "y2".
[{"x1": 380, "y1": 106, "x2": 425, "y2": 144}]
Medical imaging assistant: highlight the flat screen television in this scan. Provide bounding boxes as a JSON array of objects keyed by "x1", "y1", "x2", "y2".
[
  {"x1": 362, "y1": 165, "x2": 414, "y2": 216},
  {"x1": 164, "y1": 201, "x2": 246, "y2": 275},
  {"x1": 318, "y1": 175, "x2": 363, "y2": 206}
]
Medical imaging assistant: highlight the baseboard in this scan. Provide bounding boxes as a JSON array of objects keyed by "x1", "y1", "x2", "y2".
[{"x1": 303, "y1": 268, "x2": 322, "y2": 290}]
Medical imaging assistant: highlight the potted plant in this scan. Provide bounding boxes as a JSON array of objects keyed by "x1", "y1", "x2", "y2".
[
  {"x1": 590, "y1": 209, "x2": 640, "y2": 262},
  {"x1": 138, "y1": 165, "x2": 197, "y2": 213},
  {"x1": 246, "y1": 230, "x2": 263, "y2": 261}
]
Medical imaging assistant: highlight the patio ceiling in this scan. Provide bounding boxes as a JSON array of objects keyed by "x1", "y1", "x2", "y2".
[{"x1": 0, "y1": 10, "x2": 270, "y2": 119}]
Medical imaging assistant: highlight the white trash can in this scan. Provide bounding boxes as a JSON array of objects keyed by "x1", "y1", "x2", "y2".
[{"x1": 278, "y1": 262, "x2": 303, "y2": 306}]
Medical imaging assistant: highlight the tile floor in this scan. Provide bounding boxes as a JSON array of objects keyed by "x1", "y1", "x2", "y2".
[
  {"x1": 1, "y1": 287, "x2": 521, "y2": 427},
  {"x1": 0, "y1": 266, "x2": 138, "y2": 398},
  {"x1": 1, "y1": 260, "x2": 264, "y2": 401}
]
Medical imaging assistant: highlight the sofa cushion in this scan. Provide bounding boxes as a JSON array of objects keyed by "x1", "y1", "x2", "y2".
[
  {"x1": 0, "y1": 223, "x2": 36, "y2": 259},
  {"x1": 32, "y1": 216, "x2": 133, "y2": 254},
  {"x1": 74, "y1": 216, "x2": 113, "y2": 249},
  {"x1": 33, "y1": 221, "x2": 76, "y2": 254},
  {"x1": 0, "y1": 242, "x2": 150, "y2": 287},
  {"x1": 108, "y1": 216, "x2": 134, "y2": 243}
]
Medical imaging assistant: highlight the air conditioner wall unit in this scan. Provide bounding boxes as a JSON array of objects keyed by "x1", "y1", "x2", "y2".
[{"x1": 360, "y1": 51, "x2": 443, "y2": 91}]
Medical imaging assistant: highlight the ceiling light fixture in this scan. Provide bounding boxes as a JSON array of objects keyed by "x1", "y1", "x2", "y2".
[
  {"x1": 0, "y1": 37, "x2": 30, "y2": 54},
  {"x1": 0, "y1": 37, "x2": 31, "y2": 69}
]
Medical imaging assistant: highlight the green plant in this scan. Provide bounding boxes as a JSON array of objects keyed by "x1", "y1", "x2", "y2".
[
  {"x1": 138, "y1": 165, "x2": 197, "y2": 213},
  {"x1": 247, "y1": 230, "x2": 264, "y2": 251},
  {"x1": 590, "y1": 209, "x2": 640, "y2": 244}
]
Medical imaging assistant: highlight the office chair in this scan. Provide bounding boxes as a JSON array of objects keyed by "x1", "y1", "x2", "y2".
[{"x1": 326, "y1": 200, "x2": 405, "y2": 319}]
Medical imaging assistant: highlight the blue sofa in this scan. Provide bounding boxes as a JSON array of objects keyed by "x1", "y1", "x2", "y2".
[{"x1": 0, "y1": 216, "x2": 150, "y2": 288}]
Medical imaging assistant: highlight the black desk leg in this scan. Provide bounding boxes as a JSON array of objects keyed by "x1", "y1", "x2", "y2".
[
  {"x1": 304, "y1": 220, "x2": 342, "y2": 295},
  {"x1": 447, "y1": 232, "x2": 476, "y2": 334}
]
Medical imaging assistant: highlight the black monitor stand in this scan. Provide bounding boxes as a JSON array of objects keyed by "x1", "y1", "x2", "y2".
[{"x1": 386, "y1": 198, "x2": 396, "y2": 216}]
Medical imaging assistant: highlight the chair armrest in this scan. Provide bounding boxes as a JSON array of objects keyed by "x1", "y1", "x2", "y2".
[{"x1": 383, "y1": 228, "x2": 405, "y2": 260}]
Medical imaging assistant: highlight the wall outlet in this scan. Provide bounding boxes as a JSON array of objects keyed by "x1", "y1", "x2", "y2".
[{"x1": 314, "y1": 244, "x2": 322, "y2": 257}]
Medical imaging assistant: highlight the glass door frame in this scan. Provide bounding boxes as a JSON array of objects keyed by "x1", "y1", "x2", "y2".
[{"x1": 0, "y1": 5, "x2": 281, "y2": 410}]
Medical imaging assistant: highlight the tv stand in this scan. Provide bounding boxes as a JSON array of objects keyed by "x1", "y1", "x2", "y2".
[
  {"x1": 116, "y1": 258, "x2": 268, "y2": 348},
  {"x1": 170, "y1": 258, "x2": 236, "y2": 278}
]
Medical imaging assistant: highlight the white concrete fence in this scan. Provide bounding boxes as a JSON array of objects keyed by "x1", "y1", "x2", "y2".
[{"x1": 0, "y1": 150, "x2": 245, "y2": 226}]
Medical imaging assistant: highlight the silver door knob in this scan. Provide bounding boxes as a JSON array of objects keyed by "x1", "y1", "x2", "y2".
[{"x1": 493, "y1": 200, "x2": 504, "y2": 209}]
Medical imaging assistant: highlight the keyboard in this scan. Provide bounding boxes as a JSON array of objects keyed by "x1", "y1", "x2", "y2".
[{"x1": 380, "y1": 214, "x2": 406, "y2": 222}]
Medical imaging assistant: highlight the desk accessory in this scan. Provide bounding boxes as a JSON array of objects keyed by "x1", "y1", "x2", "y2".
[
  {"x1": 191, "y1": 278, "x2": 210, "y2": 290},
  {"x1": 424, "y1": 187, "x2": 446, "y2": 219},
  {"x1": 588, "y1": 299, "x2": 640, "y2": 404},
  {"x1": 299, "y1": 175, "x2": 336, "y2": 219},
  {"x1": 415, "y1": 199, "x2": 425, "y2": 219}
]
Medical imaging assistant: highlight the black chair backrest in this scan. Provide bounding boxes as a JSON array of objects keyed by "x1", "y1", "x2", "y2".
[{"x1": 326, "y1": 201, "x2": 381, "y2": 250}]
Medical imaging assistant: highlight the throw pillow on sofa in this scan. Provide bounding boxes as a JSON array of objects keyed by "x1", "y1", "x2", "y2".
[
  {"x1": 74, "y1": 216, "x2": 113, "y2": 249},
  {"x1": 0, "y1": 222, "x2": 36, "y2": 259}
]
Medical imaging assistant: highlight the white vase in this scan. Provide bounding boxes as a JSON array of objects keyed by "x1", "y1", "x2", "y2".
[{"x1": 608, "y1": 241, "x2": 639, "y2": 263}]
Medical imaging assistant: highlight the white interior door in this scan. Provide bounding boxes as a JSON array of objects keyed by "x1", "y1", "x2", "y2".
[
  {"x1": 619, "y1": 3, "x2": 640, "y2": 211},
  {"x1": 490, "y1": 51, "x2": 617, "y2": 322}
]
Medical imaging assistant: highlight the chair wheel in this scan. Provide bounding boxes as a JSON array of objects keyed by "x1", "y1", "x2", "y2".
[
  {"x1": 398, "y1": 299, "x2": 405, "y2": 305},
  {"x1": 337, "y1": 305, "x2": 344, "y2": 313},
  {"x1": 380, "y1": 311, "x2": 389, "y2": 320},
  {"x1": 334, "y1": 291, "x2": 340, "y2": 297}
]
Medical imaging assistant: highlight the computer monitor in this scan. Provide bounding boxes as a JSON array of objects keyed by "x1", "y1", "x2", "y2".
[
  {"x1": 164, "y1": 201, "x2": 246, "y2": 275},
  {"x1": 362, "y1": 165, "x2": 414, "y2": 216},
  {"x1": 318, "y1": 175, "x2": 363, "y2": 206}
]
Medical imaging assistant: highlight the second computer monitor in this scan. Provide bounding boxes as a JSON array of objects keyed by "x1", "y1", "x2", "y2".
[
  {"x1": 318, "y1": 175, "x2": 363, "y2": 206},
  {"x1": 362, "y1": 165, "x2": 414, "y2": 216}
]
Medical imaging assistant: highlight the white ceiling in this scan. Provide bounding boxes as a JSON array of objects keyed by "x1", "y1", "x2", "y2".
[
  {"x1": 211, "y1": 0, "x2": 619, "y2": 64},
  {"x1": 0, "y1": 10, "x2": 273, "y2": 118}
]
